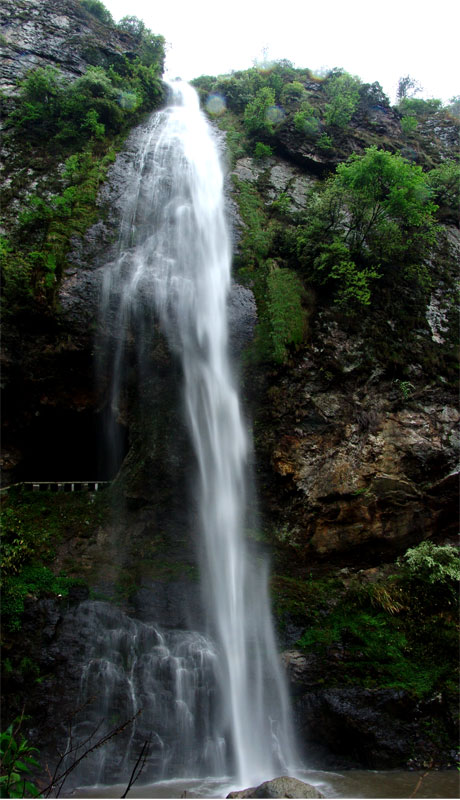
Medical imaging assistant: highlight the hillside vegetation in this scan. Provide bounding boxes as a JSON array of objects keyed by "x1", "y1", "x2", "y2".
[{"x1": 193, "y1": 63, "x2": 459, "y2": 375}]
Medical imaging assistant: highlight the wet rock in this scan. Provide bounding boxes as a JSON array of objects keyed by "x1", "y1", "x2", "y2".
[
  {"x1": 227, "y1": 776, "x2": 324, "y2": 798},
  {"x1": 0, "y1": 0, "x2": 140, "y2": 98}
]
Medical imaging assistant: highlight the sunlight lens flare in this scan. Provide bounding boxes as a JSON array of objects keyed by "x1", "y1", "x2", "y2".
[
  {"x1": 205, "y1": 93, "x2": 226, "y2": 114},
  {"x1": 266, "y1": 104, "x2": 285, "y2": 124}
]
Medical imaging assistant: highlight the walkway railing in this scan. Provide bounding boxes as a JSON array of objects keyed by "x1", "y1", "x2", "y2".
[{"x1": 0, "y1": 481, "x2": 111, "y2": 495}]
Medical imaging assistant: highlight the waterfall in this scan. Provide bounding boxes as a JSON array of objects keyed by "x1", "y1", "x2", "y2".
[{"x1": 90, "y1": 81, "x2": 297, "y2": 788}]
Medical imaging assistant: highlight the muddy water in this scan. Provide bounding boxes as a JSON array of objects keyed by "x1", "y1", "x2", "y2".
[{"x1": 68, "y1": 768, "x2": 459, "y2": 798}]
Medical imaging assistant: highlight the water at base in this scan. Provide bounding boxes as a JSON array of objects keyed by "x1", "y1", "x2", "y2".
[
  {"x1": 81, "y1": 80, "x2": 296, "y2": 789},
  {"x1": 68, "y1": 769, "x2": 460, "y2": 799}
]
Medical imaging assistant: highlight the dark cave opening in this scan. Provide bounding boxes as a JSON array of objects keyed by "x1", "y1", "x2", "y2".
[{"x1": 16, "y1": 406, "x2": 128, "y2": 483}]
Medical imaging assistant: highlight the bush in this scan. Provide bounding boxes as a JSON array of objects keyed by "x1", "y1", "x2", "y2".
[
  {"x1": 280, "y1": 81, "x2": 306, "y2": 105},
  {"x1": 401, "y1": 114, "x2": 418, "y2": 135},
  {"x1": 80, "y1": 0, "x2": 114, "y2": 25},
  {"x1": 398, "y1": 96, "x2": 443, "y2": 119},
  {"x1": 244, "y1": 86, "x2": 277, "y2": 137},
  {"x1": 294, "y1": 103, "x2": 320, "y2": 139},
  {"x1": 296, "y1": 146, "x2": 439, "y2": 310},
  {"x1": 397, "y1": 541, "x2": 459, "y2": 593},
  {"x1": 253, "y1": 141, "x2": 273, "y2": 159},
  {"x1": 427, "y1": 160, "x2": 460, "y2": 222},
  {"x1": 0, "y1": 719, "x2": 40, "y2": 798},
  {"x1": 325, "y1": 70, "x2": 361, "y2": 128}
]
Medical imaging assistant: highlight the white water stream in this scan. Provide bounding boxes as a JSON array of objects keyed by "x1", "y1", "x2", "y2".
[{"x1": 78, "y1": 82, "x2": 297, "y2": 789}]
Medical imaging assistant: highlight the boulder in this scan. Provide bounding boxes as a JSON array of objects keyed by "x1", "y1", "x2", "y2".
[{"x1": 227, "y1": 776, "x2": 324, "y2": 798}]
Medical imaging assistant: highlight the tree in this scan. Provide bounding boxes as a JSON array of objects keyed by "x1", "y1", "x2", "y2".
[
  {"x1": 397, "y1": 74, "x2": 422, "y2": 102},
  {"x1": 324, "y1": 71, "x2": 361, "y2": 128},
  {"x1": 296, "y1": 147, "x2": 439, "y2": 308},
  {"x1": 243, "y1": 86, "x2": 277, "y2": 137}
]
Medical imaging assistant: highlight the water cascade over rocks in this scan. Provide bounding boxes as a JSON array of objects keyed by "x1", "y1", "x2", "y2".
[{"x1": 76, "y1": 82, "x2": 297, "y2": 790}]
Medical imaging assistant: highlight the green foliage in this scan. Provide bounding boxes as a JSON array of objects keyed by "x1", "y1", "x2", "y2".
[
  {"x1": 80, "y1": 0, "x2": 114, "y2": 25},
  {"x1": 294, "y1": 103, "x2": 320, "y2": 139},
  {"x1": 232, "y1": 178, "x2": 273, "y2": 271},
  {"x1": 2, "y1": 566, "x2": 75, "y2": 632},
  {"x1": 117, "y1": 15, "x2": 146, "y2": 36},
  {"x1": 358, "y1": 81, "x2": 390, "y2": 110},
  {"x1": 9, "y1": 46, "x2": 164, "y2": 144},
  {"x1": 0, "y1": 719, "x2": 40, "y2": 798},
  {"x1": 296, "y1": 146, "x2": 439, "y2": 309},
  {"x1": 244, "y1": 86, "x2": 277, "y2": 137},
  {"x1": 397, "y1": 541, "x2": 460, "y2": 595},
  {"x1": 280, "y1": 81, "x2": 307, "y2": 105},
  {"x1": 312, "y1": 240, "x2": 379, "y2": 308},
  {"x1": 316, "y1": 132, "x2": 333, "y2": 152},
  {"x1": 258, "y1": 263, "x2": 307, "y2": 363},
  {"x1": 0, "y1": 491, "x2": 103, "y2": 630},
  {"x1": 324, "y1": 71, "x2": 361, "y2": 128},
  {"x1": 427, "y1": 160, "x2": 460, "y2": 222},
  {"x1": 253, "y1": 141, "x2": 273, "y2": 159},
  {"x1": 398, "y1": 96, "x2": 443, "y2": 119},
  {"x1": 292, "y1": 563, "x2": 459, "y2": 697},
  {"x1": 401, "y1": 114, "x2": 418, "y2": 135},
  {"x1": 2, "y1": 147, "x2": 117, "y2": 311},
  {"x1": 394, "y1": 378, "x2": 415, "y2": 399}
]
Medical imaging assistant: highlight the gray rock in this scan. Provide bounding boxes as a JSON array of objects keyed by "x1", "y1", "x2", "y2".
[
  {"x1": 0, "y1": 0, "x2": 140, "y2": 97},
  {"x1": 227, "y1": 776, "x2": 324, "y2": 798}
]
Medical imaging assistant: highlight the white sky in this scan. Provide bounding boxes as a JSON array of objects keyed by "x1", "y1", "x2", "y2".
[{"x1": 103, "y1": 0, "x2": 459, "y2": 104}]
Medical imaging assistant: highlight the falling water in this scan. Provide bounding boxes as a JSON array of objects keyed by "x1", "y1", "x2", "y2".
[{"x1": 91, "y1": 81, "x2": 297, "y2": 788}]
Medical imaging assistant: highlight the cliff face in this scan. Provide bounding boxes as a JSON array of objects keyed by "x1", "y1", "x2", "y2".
[
  {"x1": 1, "y1": 10, "x2": 459, "y2": 775},
  {"x1": 0, "y1": 0, "x2": 137, "y2": 99}
]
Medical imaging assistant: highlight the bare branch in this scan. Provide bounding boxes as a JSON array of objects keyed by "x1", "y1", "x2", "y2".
[
  {"x1": 120, "y1": 737, "x2": 151, "y2": 798},
  {"x1": 42, "y1": 710, "x2": 142, "y2": 798}
]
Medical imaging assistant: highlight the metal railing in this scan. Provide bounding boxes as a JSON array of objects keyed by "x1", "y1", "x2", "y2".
[{"x1": 0, "y1": 481, "x2": 111, "y2": 495}]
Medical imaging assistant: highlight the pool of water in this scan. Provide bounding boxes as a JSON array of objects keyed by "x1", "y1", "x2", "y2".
[{"x1": 68, "y1": 768, "x2": 459, "y2": 798}]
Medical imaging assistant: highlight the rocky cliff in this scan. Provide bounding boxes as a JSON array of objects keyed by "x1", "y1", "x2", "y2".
[
  {"x1": 0, "y1": 0, "x2": 138, "y2": 100},
  {"x1": 1, "y1": 4, "x2": 459, "y2": 780}
]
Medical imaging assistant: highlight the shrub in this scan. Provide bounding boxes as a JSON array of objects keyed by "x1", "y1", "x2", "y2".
[
  {"x1": 401, "y1": 114, "x2": 418, "y2": 135},
  {"x1": 324, "y1": 71, "x2": 361, "y2": 128},
  {"x1": 397, "y1": 541, "x2": 459, "y2": 591},
  {"x1": 80, "y1": 0, "x2": 114, "y2": 25},
  {"x1": 253, "y1": 141, "x2": 273, "y2": 159},
  {"x1": 296, "y1": 146, "x2": 439, "y2": 310},
  {"x1": 398, "y1": 96, "x2": 443, "y2": 119},
  {"x1": 427, "y1": 160, "x2": 460, "y2": 222},
  {"x1": 280, "y1": 81, "x2": 306, "y2": 105},
  {"x1": 0, "y1": 720, "x2": 40, "y2": 798},
  {"x1": 294, "y1": 103, "x2": 320, "y2": 139},
  {"x1": 244, "y1": 86, "x2": 277, "y2": 137}
]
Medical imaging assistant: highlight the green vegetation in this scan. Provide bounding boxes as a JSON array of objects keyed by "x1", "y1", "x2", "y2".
[
  {"x1": 274, "y1": 542, "x2": 459, "y2": 698},
  {"x1": 324, "y1": 70, "x2": 361, "y2": 128},
  {"x1": 259, "y1": 262, "x2": 307, "y2": 363},
  {"x1": 0, "y1": 718, "x2": 40, "y2": 798},
  {"x1": 253, "y1": 141, "x2": 273, "y2": 159},
  {"x1": 1, "y1": 9, "x2": 165, "y2": 314},
  {"x1": 397, "y1": 540, "x2": 459, "y2": 597},
  {"x1": 244, "y1": 86, "x2": 278, "y2": 137},
  {"x1": 80, "y1": 0, "x2": 114, "y2": 25},
  {"x1": 0, "y1": 490, "x2": 107, "y2": 631},
  {"x1": 193, "y1": 62, "x2": 458, "y2": 376},
  {"x1": 296, "y1": 146, "x2": 439, "y2": 309},
  {"x1": 427, "y1": 159, "x2": 460, "y2": 224}
]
